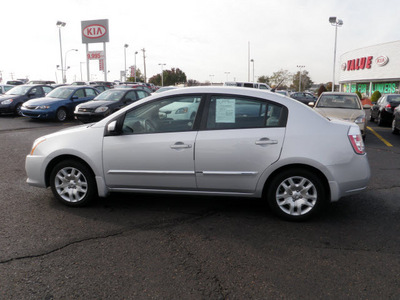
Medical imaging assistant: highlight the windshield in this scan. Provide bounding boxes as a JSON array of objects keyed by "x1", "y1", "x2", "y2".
[
  {"x1": 316, "y1": 95, "x2": 360, "y2": 109},
  {"x1": 5, "y1": 85, "x2": 30, "y2": 95},
  {"x1": 94, "y1": 90, "x2": 125, "y2": 101},
  {"x1": 46, "y1": 87, "x2": 75, "y2": 99}
]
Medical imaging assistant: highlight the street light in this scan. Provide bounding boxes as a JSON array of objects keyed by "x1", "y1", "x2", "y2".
[
  {"x1": 158, "y1": 63, "x2": 166, "y2": 86},
  {"x1": 64, "y1": 49, "x2": 78, "y2": 83},
  {"x1": 329, "y1": 16, "x2": 343, "y2": 92},
  {"x1": 124, "y1": 44, "x2": 129, "y2": 82},
  {"x1": 250, "y1": 59, "x2": 255, "y2": 83},
  {"x1": 209, "y1": 74, "x2": 214, "y2": 86},
  {"x1": 225, "y1": 72, "x2": 230, "y2": 82},
  {"x1": 134, "y1": 51, "x2": 138, "y2": 82},
  {"x1": 56, "y1": 21, "x2": 66, "y2": 84},
  {"x1": 297, "y1": 65, "x2": 305, "y2": 92}
]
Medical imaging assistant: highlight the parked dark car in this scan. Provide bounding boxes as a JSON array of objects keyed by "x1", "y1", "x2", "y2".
[
  {"x1": 391, "y1": 105, "x2": 400, "y2": 134},
  {"x1": 74, "y1": 88, "x2": 150, "y2": 123},
  {"x1": 90, "y1": 81, "x2": 114, "y2": 88},
  {"x1": 290, "y1": 92, "x2": 317, "y2": 105},
  {"x1": 21, "y1": 86, "x2": 99, "y2": 121},
  {"x1": 0, "y1": 84, "x2": 54, "y2": 116},
  {"x1": 92, "y1": 85, "x2": 111, "y2": 92},
  {"x1": 370, "y1": 94, "x2": 400, "y2": 126}
]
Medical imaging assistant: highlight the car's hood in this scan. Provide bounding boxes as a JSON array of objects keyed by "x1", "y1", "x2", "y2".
[
  {"x1": 314, "y1": 107, "x2": 364, "y2": 121},
  {"x1": 25, "y1": 97, "x2": 64, "y2": 106},
  {"x1": 0, "y1": 94, "x2": 24, "y2": 101},
  {"x1": 79, "y1": 100, "x2": 115, "y2": 109}
]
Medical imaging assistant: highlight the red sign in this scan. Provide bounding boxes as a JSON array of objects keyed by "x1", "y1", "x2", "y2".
[
  {"x1": 376, "y1": 55, "x2": 389, "y2": 67},
  {"x1": 87, "y1": 51, "x2": 104, "y2": 60},
  {"x1": 345, "y1": 56, "x2": 373, "y2": 71},
  {"x1": 99, "y1": 59, "x2": 104, "y2": 71},
  {"x1": 83, "y1": 24, "x2": 106, "y2": 39}
]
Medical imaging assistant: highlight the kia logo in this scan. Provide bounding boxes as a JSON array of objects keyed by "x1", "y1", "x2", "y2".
[
  {"x1": 341, "y1": 63, "x2": 347, "y2": 71},
  {"x1": 376, "y1": 55, "x2": 389, "y2": 67},
  {"x1": 83, "y1": 24, "x2": 106, "y2": 39}
]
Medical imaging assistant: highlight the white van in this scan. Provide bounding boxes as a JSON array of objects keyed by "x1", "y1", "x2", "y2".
[{"x1": 224, "y1": 81, "x2": 271, "y2": 90}]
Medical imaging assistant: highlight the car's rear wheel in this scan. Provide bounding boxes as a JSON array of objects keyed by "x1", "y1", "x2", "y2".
[
  {"x1": 56, "y1": 107, "x2": 67, "y2": 122},
  {"x1": 266, "y1": 168, "x2": 326, "y2": 221},
  {"x1": 392, "y1": 118, "x2": 399, "y2": 134},
  {"x1": 50, "y1": 160, "x2": 97, "y2": 207}
]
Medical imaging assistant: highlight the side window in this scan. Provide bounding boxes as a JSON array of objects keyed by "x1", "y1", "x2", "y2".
[
  {"x1": 206, "y1": 96, "x2": 286, "y2": 130},
  {"x1": 136, "y1": 90, "x2": 148, "y2": 99},
  {"x1": 73, "y1": 89, "x2": 85, "y2": 99},
  {"x1": 122, "y1": 95, "x2": 202, "y2": 134},
  {"x1": 30, "y1": 87, "x2": 39, "y2": 96},
  {"x1": 85, "y1": 88, "x2": 97, "y2": 97},
  {"x1": 43, "y1": 86, "x2": 53, "y2": 94},
  {"x1": 125, "y1": 91, "x2": 137, "y2": 101}
]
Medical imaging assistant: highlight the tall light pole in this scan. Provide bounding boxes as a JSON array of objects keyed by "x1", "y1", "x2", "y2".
[
  {"x1": 158, "y1": 63, "x2": 166, "y2": 86},
  {"x1": 250, "y1": 59, "x2": 255, "y2": 83},
  {"x1": 209, "y1": 74, "x2": 214, "y2": 86},
  {"x1": 134, "y1": 51, "x2": 138, "y2": 82},
  {"x1": 64, "y1": 49, "x2": 78, "y2": 83},
  {"x1": 297, "y1": 65, "x2": 305, "y2": 92},
  {"x1": 225, "y1": 72, "x2": 230, "y2": 82},
  {"x1": 124, "y1": 44, "x2": 129, "y2": 82},
  {"x1": 56, "y1": 21, "x2": 66, "y2": 84},
  {"x1": 329, "y1": 17, "x2": 343, "y2": 92}
]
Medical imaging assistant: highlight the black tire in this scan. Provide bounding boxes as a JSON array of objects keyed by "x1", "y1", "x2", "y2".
[
  {"x1": 369, "y1": 113, "x2": 375, "y2": 122},
  {"x1": 377, "y1": 113, "x2": 384, "y2": 126},
  {"x1": 50, "y1": 160, "x2": 97, "y2": 207},
  {"x1": 266, "y1": 168, "x2": 327, "y2": 221},
  {"x1": 392, "y1": 118, "x2": 399, "y2": 135},
  {"x1": 56, "y1": 107, "x2": 67, "y2": 122},
  {"x1": 14, "y1": 102, "x2": 23, "y2": 116}
]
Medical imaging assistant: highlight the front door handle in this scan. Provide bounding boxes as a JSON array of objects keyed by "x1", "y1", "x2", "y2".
[
  {"x1": 255, "y1": 138, "x2": 278, "y2": 145},
  {"x1": 170, "y1": 142, "x2": 192, "y2": 149}
]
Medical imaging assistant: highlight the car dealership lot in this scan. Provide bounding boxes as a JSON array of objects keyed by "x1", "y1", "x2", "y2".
[{"x1": 0, "y1": 115, "x2": 399, "y2": 298}]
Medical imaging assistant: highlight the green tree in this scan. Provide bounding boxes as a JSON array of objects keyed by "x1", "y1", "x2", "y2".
[
  {"x1": 291, "y1": 70, "x2": 313, "y2": 92},
  {"x1": 257, "y1": 75, "x2": 270, "y2": 85},
  {"x1": 126, "y1": 68, "x2": 144, "y2": 83},
  {"x1": 269, "y1": 69, "x2": 290, "y2": 89},
  {"x1": 317, "y1": 84, "x2": 327, "y2": 97},
  {"x1": 370, "y1": 90, "x2": 381, "y2": 103}
]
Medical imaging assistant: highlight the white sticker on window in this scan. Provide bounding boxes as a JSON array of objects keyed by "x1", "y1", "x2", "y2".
[{"x1": 216, "y1": 99, "x2": 235, "y2": 123}]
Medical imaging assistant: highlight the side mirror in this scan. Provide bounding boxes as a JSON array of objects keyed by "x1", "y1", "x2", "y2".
[
  {"x1": 107, "y1": 120, "x2": 117, "y2": 133},
  {"x1": 308, "y1": 101, "x2": 315, "y2": 107}
]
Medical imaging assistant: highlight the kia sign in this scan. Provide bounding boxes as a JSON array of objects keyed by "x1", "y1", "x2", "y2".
[{"x1": 81, "y1": 19, "x2": 109, "y2": 44}]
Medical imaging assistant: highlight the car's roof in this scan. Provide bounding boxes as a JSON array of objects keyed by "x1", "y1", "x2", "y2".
[{"x1": 320, "y1": 92, "x2": 358, "y2": 96}]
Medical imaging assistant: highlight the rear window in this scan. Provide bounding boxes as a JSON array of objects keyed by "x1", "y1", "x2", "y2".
[{"x1": 387, "y1": 95, "x2": 400, "y2": 103}]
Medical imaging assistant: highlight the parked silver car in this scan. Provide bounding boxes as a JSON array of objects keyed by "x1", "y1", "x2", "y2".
[{"x1": 25, "y1": 87, "x2": 370, "y2": 221}]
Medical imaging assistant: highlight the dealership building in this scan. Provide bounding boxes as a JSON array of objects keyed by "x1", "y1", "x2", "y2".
[{"x1": 339, "y1": 40, "x2": 400, "y2": 97}]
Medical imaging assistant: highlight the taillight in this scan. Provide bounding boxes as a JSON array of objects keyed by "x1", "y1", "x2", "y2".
[
  {"x1": 385, "y1": 103, "x2": 393, "y2": 111},
  {"x1": 348, "y1": 126, "x2": 365, "y2": 154}
]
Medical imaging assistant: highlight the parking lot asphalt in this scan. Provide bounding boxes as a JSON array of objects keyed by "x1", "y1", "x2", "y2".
[{"x1": 0, "y1": 114, "x2": 399, "y2": 299}]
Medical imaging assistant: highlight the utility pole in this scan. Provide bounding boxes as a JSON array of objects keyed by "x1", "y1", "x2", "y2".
[{"x1": 141, "y1": 48, "x2": 146, "y2": 83}]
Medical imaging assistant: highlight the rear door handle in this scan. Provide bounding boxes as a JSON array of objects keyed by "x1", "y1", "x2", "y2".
[{"x1": 255, "y1": 138, "x2": 278, "y2": 145}]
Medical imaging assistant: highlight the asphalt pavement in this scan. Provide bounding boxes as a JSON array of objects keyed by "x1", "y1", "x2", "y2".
[{"x1": 0, "y1": 115, "x2": 399, "y2": 299}]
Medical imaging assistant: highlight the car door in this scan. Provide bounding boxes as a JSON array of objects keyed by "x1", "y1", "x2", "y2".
[
  {"x1": 102, "y1": 94, "x2": 203, "y2": 190},
  {"x1": 194, "y1": 95, "x2": 287, "y2": 193}
]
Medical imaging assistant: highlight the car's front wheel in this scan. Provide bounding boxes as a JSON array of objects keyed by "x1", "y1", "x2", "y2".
[
  {"x1": 50, "y1": 160, "x2": 97, "y2": 206},
  {"x1": 56, "y1": 107, "x2": 67, "y2": 122},
  {"x1": 14, "y1": 102, "x2": 23, "y2": 116},
  {"x1": 266, "y1": 168, "x2": 327, "y2": 221}
]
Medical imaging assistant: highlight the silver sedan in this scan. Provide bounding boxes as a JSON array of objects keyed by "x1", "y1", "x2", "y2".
[{"x1": 25, "y1": 86, "x2": 370, "y2": 221}]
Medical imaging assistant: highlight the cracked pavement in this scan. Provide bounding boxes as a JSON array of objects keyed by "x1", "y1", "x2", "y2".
[{"x1": 0, "y1": 118, "x2": 400, "y2": 299}]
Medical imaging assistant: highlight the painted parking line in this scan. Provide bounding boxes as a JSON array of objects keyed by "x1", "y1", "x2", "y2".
[{"x1": 367, "y1": 126, "x2": 393, "y2": 147}]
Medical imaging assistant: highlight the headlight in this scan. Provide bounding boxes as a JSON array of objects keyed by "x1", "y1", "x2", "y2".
[
  {"x1": 354, "y1": 116, "x2": 365, "y2": 124},
  {"x1": 95, "y1": 107, "x2": 109, "y2": 113},
  {"x1": 30, "y1": 137, "x2": 46, "y2": 155},
  {"x1": 175, "y1": 107, "x2": 188, "y2": 114},
  {"x1": 1, "y1": 99, "x2": 13, "y2": 105},
  {"x1": 36, "y1": 105, "x2": 50, "y2": 110}
]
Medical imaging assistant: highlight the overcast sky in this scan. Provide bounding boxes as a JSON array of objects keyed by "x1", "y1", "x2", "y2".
[{"x1": 1, "y1": 0, "x2": 399, "y2": 85}]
